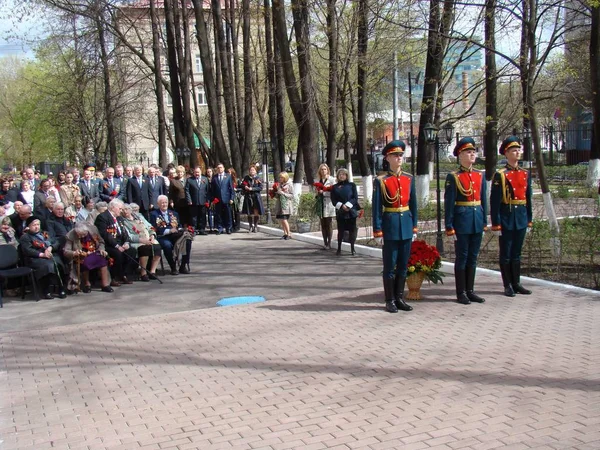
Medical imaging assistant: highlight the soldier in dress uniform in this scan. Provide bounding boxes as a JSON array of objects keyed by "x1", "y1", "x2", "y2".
[
  {"x1": 372, "y1": 140, "x2": 418, "y2": 313},
  {"x1": 490, "y1": 136, "x2": 533, "y2": 297},
  {"x1": 444, "y1": 137, "x2": 487, "y2": 305}
]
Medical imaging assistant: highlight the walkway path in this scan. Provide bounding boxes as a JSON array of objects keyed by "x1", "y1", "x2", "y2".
[{"x1": 1, "y1": 228, "x2": 599, "y2": 449}]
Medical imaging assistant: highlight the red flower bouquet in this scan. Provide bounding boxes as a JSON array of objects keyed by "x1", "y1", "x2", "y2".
[
  {"x1": 313, "y1": 182, "x2": 332, "y2": 192},
  {"x1": 187, "y1": 225, "x2": 195, "y2": 233},
  {"x1": 110, "y1": 190, "x2": 117, "y2": 197},
  {"x1": 407, "y1": 240, "x2": 444, "y2": 284},
  {"x1": 269, "y1": 182, "x2": 279, "y2": 199},
  {"x1": 32, "y1": 239, "x2": 46, "y2": 249}
]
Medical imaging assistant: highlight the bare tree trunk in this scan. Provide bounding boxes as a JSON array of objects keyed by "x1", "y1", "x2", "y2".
[
  {"x1": 164, "y1": 0, "x2": 186, "y2": 154},
  {"x1": 589, "y1": 5, "x2": 600, "y2": 187},
  {"x1": 180, "y1": 0, "x2": 198, "y2": 168},
  {"x1": 355, "y1": 0, "x2": 369, "y2": 177},
  {"x1": 94, "y1": 9, "x2": 117, "y2": 167},
  {"x1": 191, "y1": 0, "x2": 230, "y2": 166},
  {"x1": 484, "y1": 0, "x2": 498, "y2": 181},
  {"x1": 149, "y1": 0, "x2": 167, "y2": 168},
  {"x1": 263, "y1": 0, "x2": 281, "y2": 175},
  {"x1": 272, "y1": 0, "x2": 316, "y2": 186},
  {"x1": 212, "y1": 0, "x2": 242, "y2": 175},
  {"x1": 325, "y1": 0, "x2": 338, "y2": 171},
  {"x1": 241, "y1": 0, "x2": 253, "y2": 173},
  {"x1": 274, "y1": 37, "x2": 286, "y2": 172}
]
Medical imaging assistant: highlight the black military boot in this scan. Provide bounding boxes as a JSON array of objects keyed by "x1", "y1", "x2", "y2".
[
  {"x1": 500, "y1": 263, "x2": 515, "y2": 297},
  {"x1": 394, "y1": 276, "x2": 413, "y2": 311},
  {"x1": 511, "y1": 261, "x2": 532, "y2": 294},
  {"x1": 455, "y1": 268, "x2": 470, "y2": 305},
  {"x1": 465, "y1": 266, "x2": 485, "y2": 303},
  {"x1": 384, "y1": 277, "x2": 398, "y2": 313}
]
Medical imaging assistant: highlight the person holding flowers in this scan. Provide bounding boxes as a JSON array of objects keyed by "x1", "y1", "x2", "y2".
[
  {"x1": 150, "y1": 195, "x2": 192, "y2": 275},
  {"x1": 490, "y1": 136, "x2": 533, "y2": 297},
  {"x1": 444, "y1": 136, "x2": 487, "y2": 305},
  {"x1": 372, "y1": 140, "x2": 418, "y2": 313},
  {"x1": 313, "y1": 164, "x2": 336, "y2": 249},
  {"x1": 63, "y1": 221, "x2": 113, "y2": 294},
  {"x1": 272, "y1": 172, "x2": 294, "y2": 240},
  {"x1": 240, "y1": 166, "x2": 264, "y2": 232}
]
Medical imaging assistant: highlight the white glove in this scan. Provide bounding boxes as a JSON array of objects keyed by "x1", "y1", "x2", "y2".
[
  {"x1": 335, "y1": 202, "x2": 343, "y2": 210},
  {"x1": 526, "y1": 227, "x2": 531, "y2": 234},
  {"x1": 374, "y1": 237, "x2": 383, "y2": 245},
  {"x1": 492, "y1": 230, "x2": 502, "y2": 237},
  {"x1": 412, "y1": 234, "x2": 417, "y2": 242}
]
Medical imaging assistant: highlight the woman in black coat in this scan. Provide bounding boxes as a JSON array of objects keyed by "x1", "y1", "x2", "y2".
[
  {"x1": 240, "y1": 166, "x2": 264, "y2": 232},
  {"x1": 330, "y1": 168, "x2": 360, "y2": 256},
  {"x1": 19, "y1": 216, "x2": 66, "y2": 299}
]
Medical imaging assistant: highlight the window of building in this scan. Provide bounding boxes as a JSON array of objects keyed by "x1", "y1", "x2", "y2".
[
  {"x1": 197, "y1": 90, "x2": 207, "y2": 105},
  {"x1": 195, "y1": 55, "x2": 203, "y2": 73}
]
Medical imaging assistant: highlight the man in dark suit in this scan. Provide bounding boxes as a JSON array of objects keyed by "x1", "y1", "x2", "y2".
[
  {"x1": 94, "y1": 199, "x2": 136, "y2": 286},
  {"x1": 210, "y1": 163, "x2": 235, "y2": 234},
  {"x1": 125, "y1": 165, "x2": 151, "y2": 219},
  {"x1": 79, "y1": 169, "x2": 101, "y2": 204},
  {"x1": 115, "y1": 164, "x2": 127, "y2": 200},
  {"x1": 147, "y1": 166, "x2": 167, "y2": 212},
  {"x1": 33, "y1": 178, "x2": 54, "y2": 212},
  {"x1": 150, "y1": 195, "x2": 192, "y2": 275},
  {"x1": 100, "y1": 167, "x2": 125, "y2": 202},
  {"x1": 24, "y1": 168, "x2": 38, "y2": 191},
  {"x1": 185, "y1": 166, "x2": 210, "y2": 235},
  {"x1": 10, "y1": 203, "x2": 32, "y2": 238}
]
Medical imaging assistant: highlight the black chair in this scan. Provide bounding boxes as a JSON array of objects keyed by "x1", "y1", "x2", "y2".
[{"x1": 0, "y1": 244, "x2": 38, "y2": 307}]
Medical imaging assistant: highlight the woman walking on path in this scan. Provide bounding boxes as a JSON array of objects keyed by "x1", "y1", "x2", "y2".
[{"x1": 314, "y1": 164, "x2": 336, "y2": 249}]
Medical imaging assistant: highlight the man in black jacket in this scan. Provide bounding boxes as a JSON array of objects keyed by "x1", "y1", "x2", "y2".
[
  {"x1": 185, "y1": 166, "x2": 210, "y2": 235},
  {"x1": 95, "y1": 198, "x2": 136, "y2": 286},
  {"x1": 125, "y1": 165, "x2": 151, "y2": 219}
]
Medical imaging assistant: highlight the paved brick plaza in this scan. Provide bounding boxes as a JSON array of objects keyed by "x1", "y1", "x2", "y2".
[{"x1": 1, "y1": 232, "x2": 599, "y2": 449}]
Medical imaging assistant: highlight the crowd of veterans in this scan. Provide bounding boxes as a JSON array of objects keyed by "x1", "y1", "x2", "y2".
[
  {"x1": 0, "y1": 162, "x2": 260, "y2": 299},
  {"x1": 373, "y1": 135, "x2": 533, "y2": 313}
]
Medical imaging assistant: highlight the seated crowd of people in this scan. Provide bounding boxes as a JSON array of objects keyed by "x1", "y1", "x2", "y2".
[{"x1": 0, "y1": 161, "x2": 252, "y2": 300}]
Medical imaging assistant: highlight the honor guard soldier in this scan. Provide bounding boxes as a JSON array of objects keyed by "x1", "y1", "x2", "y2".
[
  {"x1": 490, "y1": 136, "x2": 533, "y2": 297},
  {"x1": 372, "y1": 140, "x2": 418, "y2": 313},
  {"x1": 444, "y1": 137, "x2": 487, "y2": 305}
]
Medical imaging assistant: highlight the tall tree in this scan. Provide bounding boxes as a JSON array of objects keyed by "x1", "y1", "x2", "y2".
[
  {"x1": 149, "y1": 0, "x2": 167, "y2": 168},
  {"x1": 484, "y1": 0, "x2": 498, "y2": 180},
  {"x1": 212, "y1": 0, "x2": 242, "y2": 174},
  {"x1": 589, "y1": 2, "x2": 600, "y2": 186}
]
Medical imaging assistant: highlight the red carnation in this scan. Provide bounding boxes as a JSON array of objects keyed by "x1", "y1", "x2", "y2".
[{"x1": 212, "y1": 198, "x2": 220, "y2": 205}]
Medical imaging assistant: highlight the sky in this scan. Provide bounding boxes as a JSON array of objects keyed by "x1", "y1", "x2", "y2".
[{"x1": 0, "y1": 0, "x2": 47, "y2": 59}]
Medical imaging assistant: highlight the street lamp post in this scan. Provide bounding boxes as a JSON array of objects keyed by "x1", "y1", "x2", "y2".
[
  {"x1": 257, "y1": 139, "x2": 273, "y2": 224},
  {"x1": 369, "y1": 138, "x2": 375, "y2": 176},
  {"x1": 424, "y1": 122, "x2": 454, "y2": 255},
  {"x1": 175, "y1": 147, "x2": 191, "y2": 166}
]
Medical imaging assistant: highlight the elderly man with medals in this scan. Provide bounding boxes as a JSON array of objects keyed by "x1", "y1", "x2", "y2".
[
  {"x1": 490, "y1": 136, "x2": 533, "y2": 297},
  {"x1": 372, "y1": 140, "x2": 418, "y2": 313},
  {"x1": 444, "y1": 137, "x2": 487, "y2": 305}
]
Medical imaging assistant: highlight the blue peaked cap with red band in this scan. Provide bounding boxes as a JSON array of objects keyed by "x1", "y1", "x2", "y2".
[
  {"x1": 382, "y1": 140, "x2": 406, "y2": 156},
  {"x1": 453, "y1": 137, "x2": 476, "y2": 157},
  {"x1": 499, "y1": 136, "x2": 522, "y2": 155}
]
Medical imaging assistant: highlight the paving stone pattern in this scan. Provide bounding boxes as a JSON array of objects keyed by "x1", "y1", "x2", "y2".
[
  {"x1": 1, "y1": 284, "x2": 599, "y2": 449},
  {"x1": 0, "y1": 235, "x2": 599, "y2": 449}
]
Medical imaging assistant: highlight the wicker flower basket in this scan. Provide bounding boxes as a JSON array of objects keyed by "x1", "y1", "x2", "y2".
[{"x1": 406, "y1": 272, "x2": 426, "y2": 300}]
